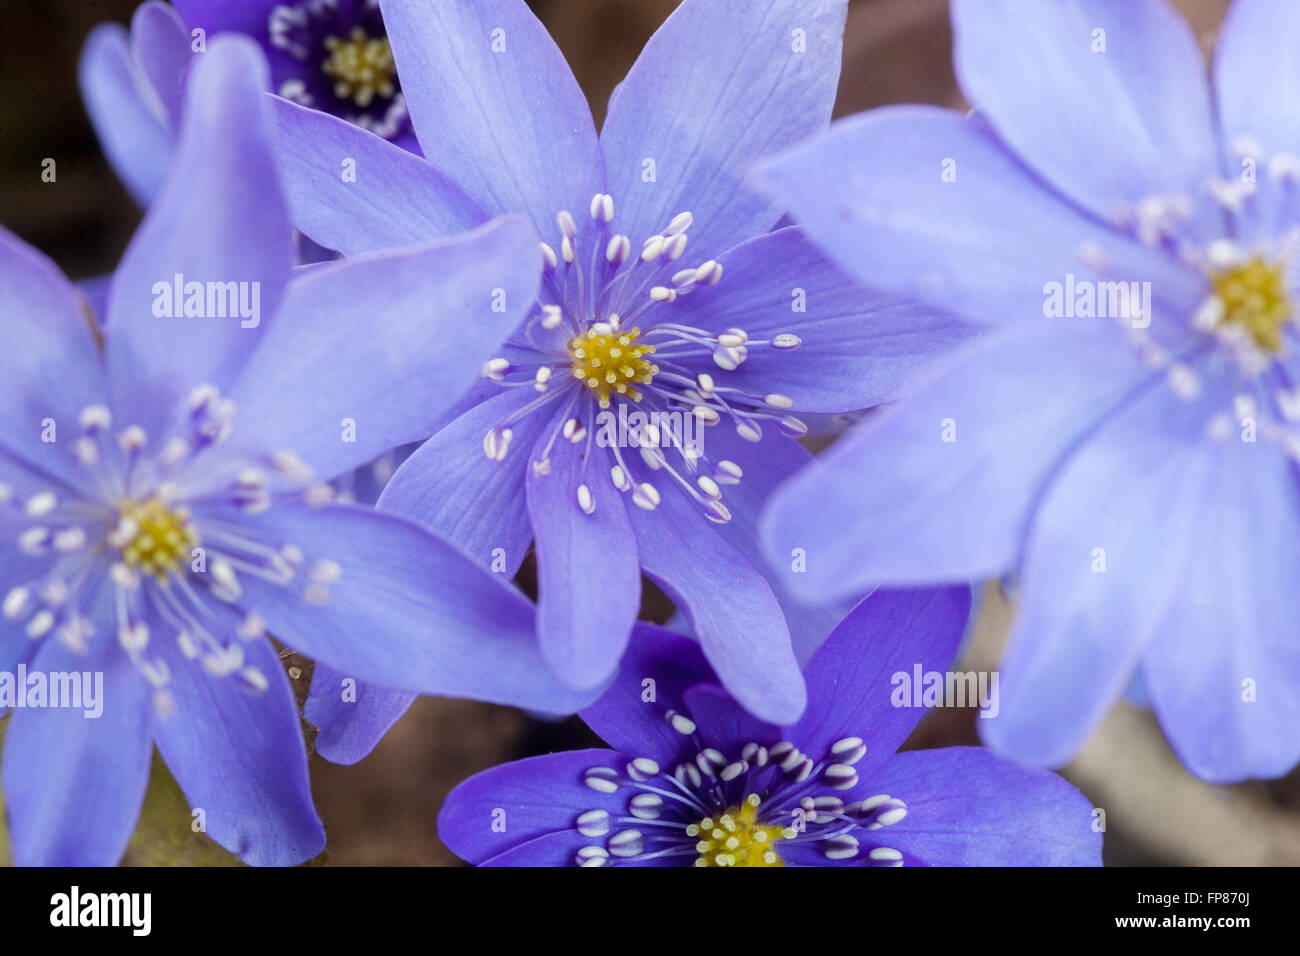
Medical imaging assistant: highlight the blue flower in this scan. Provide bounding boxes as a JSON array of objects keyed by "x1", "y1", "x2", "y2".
[
  {"x1": 274, "y1": 0, "x2": 975, "y2": 758},
  {"x1": 438, "y1": 586, "x2": 1101, "y2": 867},
  {"x1": 0, "y1": 37, "x2": 591, "y2": 866},
  {"x1": 80, "y1": 0, "x2": 413, "y2": 208},
  {"x1": 756, "y1": 0, "x2": 1300, "y2": 782}
]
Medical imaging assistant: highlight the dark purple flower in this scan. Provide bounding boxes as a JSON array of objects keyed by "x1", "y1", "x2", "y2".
[
  {"x1": 439, "y1": 586, "x2": 1102, "y2": 867},
  {"x1": 80, "y1": 0, "x2": 413, "y2": 207},
  {"x1": 276, "y1": 0, "x2": 975, "y2": 759}
]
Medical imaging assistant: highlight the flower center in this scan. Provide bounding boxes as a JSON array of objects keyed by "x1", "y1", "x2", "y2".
[
  {"x1": 1209, "y1": 256, "x2": 1293, "y2": 353},
  {"x1": 687, "y1": 795, "x2": 787, "y2": 868},
  {"x1": 568, "y1": 326, "x2": 658, "y2": 408},
  {"x1": 321, "y1": 27, "x2": 396, "y2": 108},
  {"x1": 115, "y1": 497, "x2": 198, "y2": 582}
]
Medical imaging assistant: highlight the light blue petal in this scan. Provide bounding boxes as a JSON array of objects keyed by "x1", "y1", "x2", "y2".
[
  {"x1": 951, "y1": 0, "x2": 1218, "y2": 226},
  {"x1": 105, "y1": 36, "x2": 292, "y2": 439},
  {"x1": 225, "y1": 216, "x2": 541, "y2": 482},
  {"x1": 269, "y1": 96, "x2": 486, "y2": 255},
  {"x1": 379, "y1": 0, "x2": 603, "y2": 236},
  {"x1": 761, "y1": 322, "x2": 1149, "y2": 600},
  {"x1": 601, "y1": 0, "x2": 847, "y2": 253},
  {"x1": 526, "y1": 411, "x2": 640, "y2": 689},
  {"x1": 130, "y1": 0, "x2": 193, "y2": 127},
  {"x1": 755, "y1": 105, "x2": 1203, "y2": 326},
  {"x1": 152, "y1": 633, "x2": 325, "y2": 866}
]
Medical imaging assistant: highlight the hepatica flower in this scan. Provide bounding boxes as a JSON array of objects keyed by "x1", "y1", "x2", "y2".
[
  {"x1": 81, "y1": 0, "x2": 411, "y2": 207},
  {"x1": 275, "y1": 0, "x2": 972, "y2": 755},
  {"x1": 758, "y1": 0, "x2": 1300, "y2": 782},
  {"x1": 439, "y1": 587, "x2": 1101, "y2": 867},
  {"x1": 0, "y1": 38, "x2": 591, "y2": 866}
]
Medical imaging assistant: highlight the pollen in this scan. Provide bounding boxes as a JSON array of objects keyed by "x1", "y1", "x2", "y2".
[
  {"x1": 1209, "y1": 256, "x2": 1293, "y2": 353},
  {"x1": 688, "y1": 795, "x2": 786, "y2": 868},
  {"x1": 568, "y1": 326, "x2": 658, "y2": 409},
  {"x1": 322, "y1": 27, "x2": 396, "y2": 108},
  {"x1": 117, "y1": 498, "x2": 198, "y2": 582}
]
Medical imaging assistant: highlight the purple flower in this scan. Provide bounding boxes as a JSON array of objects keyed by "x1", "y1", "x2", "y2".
[
  {"x1": 756, "y1": 0, "x2": 1300, "y2": 782},
  {"x1": 0, "y1": 37, "x2": 591, "y2": 866},
  {"x1": 275, "y1": 0, "x2": 974, "y2": 758},
  {"x1": 80, "y1": 0, "x2": 412, "y2": 207},
  {"x1": 438, "y1": 586, "x2": 1101, "y2": 867}
]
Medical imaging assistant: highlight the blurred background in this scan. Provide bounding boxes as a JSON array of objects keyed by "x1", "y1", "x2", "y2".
[{"x1": 3, "y1": 0, "x2": 1298, "y2": 866}]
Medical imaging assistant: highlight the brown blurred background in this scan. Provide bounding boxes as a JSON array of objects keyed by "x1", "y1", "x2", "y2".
[{"x1": 4, "y1": 0, "x2": 1299, "y2": 867}]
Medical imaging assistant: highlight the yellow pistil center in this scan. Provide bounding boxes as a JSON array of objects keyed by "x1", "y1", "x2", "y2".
[
  {"x1": 1209, "y1": 257, "x2": 1293, "y2": 353},
  {"x1": 568, "y1": 326, "x2": 658, "y2": 409},
  {"x1": 322, "y1": 28, "x2": 396, "y2": 108},
  {"x1": 687, "y1": 795, "x2": 787, "y2": 868},
  {"x1": 117, "y1": 498, "x2": 198, "y2": 582}
]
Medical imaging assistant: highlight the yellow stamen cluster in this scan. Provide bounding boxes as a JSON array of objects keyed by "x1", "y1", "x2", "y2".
[
  {"x1": 568, "y1": 326, "x2": 658, "y2": 408},
  {"x1": 322, "y1": 27, "x2": 396, "y2": 108},
  {"x1": 1209, "y1": 257, "x2": 1293, "y2": 353},
  {"x1": 117, "y1": 498, "x2": 197, "y2": 582},
  {"x1": 687, "y1": 795, "x2": 788, "y2": 867}
]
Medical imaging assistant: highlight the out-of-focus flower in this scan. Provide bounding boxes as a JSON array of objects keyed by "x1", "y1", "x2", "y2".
[
  {"x1": 80, "y1": 0, "x2": 412, "y2": 207},
  {"x1": 280, "y1": 0, "x2": 974, "y2": 757},
  {"x1": 758, "y1": 0, "x2": 1300, "y2": 782},
  {"x1": 439, "y1": 586, "x2": 1101, "y2": 867},
  {"x1": 0, "y1": 37, "x2": 590, "y2": 865}
]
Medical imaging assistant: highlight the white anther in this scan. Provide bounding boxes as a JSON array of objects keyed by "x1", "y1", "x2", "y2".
[
  {"x1": 695, "y1": 372, "x2": 715, "y2": 397},
  {"x1": 712, "y1": 344, "x2": 747, "y2": 370},
  {"x1": 674, "y1": 761, "x2": 703, "y2": 789},
  {"x1": 25, "y1": 492, "x2": 57, "y2": 517},
  {"x1": 1168, "y1": 363, "x2": 1201, "y2": 400},
  {"x1": 665, "y1": 709, "x2": 696, "y2": 735},
  {"x1": 1270, "y1": 152, "x2": 1300, "y2": 182},
  {"x1": 576, "y1": 809, "x2": 610, "y2": 837},
  {"x1": 539, "y1": 241, "x2": 558, "y2": 271},
  {"x1": 631, "y1": 482, "x2": 660, "y2": 510},
  {"x1": 577, "y1": 483, "x2": 596, "y2": 515},
  {"x1": 481, "y1": 357, "x2": 510, "y2": 381},
  {"x1": 627, "y1": 757, "x2": 660, "y2": 781},
  {"x1": 605, "y1": 234, "x2": 630, "y2": 265},
  {"x1": 238, "y1": 666, "x2": 270, "y2": 695},
  {"x1": 561, "y1": 235, "x2": 576, "y2": 263},
  {"x1": 1192, "y1": 296, "x2": 1225, "y2": 332},
  {"x1": 824, "y1": 764, "x2": 860, "y2": 790},
  {"x1": 692, "y1": 405, "x2": 720, "y2": 425},
  {"x1": 772, "y1": 333, "x2": 801, "y2": 350},
  {"x1": 869, "y1": 847, "x2": 903, "y2": 862},
  {"x1": 575, "y1": 846, "x2": 609, "y2": 867},
  {"x1": 18, "y1": 527, "x2": 49, "y2": 554},
  {"x1": 531, "y1": 458, "x2": 552, "y2": 477},
  {"x1": 649, "y1": 286, "x2": 676, "y2": 303},
  {"x1": 610, "y1": 465, "x2": 631, "y2": 492},
  {"x1": 3, "y1": 587, "x2": 30, "y2": 620},
  {"x1": 696, "y1": 475, "x2": 721, "y2": 500},
  {"x1": 666, "y1": 211, "x2": 693, "y2": 235},
  {"x1": 715, "y1": 459, "x2": 743, "y2": 484},
  {"x1": 483, "y1": 427, "x2": 513, "y2": 461},
  {"x1": 629, "y1": 793, "x2": 664, "y2": 820},
  {"x1": 564, "y1": 418, "x2": 587, "y2": 443},
  {"x1": 717, "y1": 328, "x2": 748, "y2": 348},
  {"x1": 704, "y1": 499, "x2": 731, "y2": 523},
  {"x1": 735, "y1": 420, "x2": 763, "y2": 442},
  {"x1": 119, "y1": 620, "x2": 150, "y2": 652},
  {"x1": 641, "y1": 235, "x2": 665, "y2": 261},
  {"x1": 664, "y1": 233, "x2": 687, "y2": 260},
  {"x1": 694, "y1": 260, "x2": 722, "y2": 285},
  {"x1": 534, "y1": 366, "x2": 553, "y2": 391},
  {"x1": 875, "y1": 803, "x2": 908, "y2": 827},
  {"x1": 557, "y1": 210, "x2": 577, "y2": 239},
  {"x1": 720, "y1": 760, "x2": 748, "y2": 782},
  {"x1": 590, "y1": 193, "x2": 614, "y2": 223},
  {"x1": 211, "y1": 559, "x2": 242, "y2": 601},
  {"x1": 765, "y1": 393, "x2": 794, "y2": 409},
  {"x1": 822, "y1": 834, "x2": 860, "y2": 861},
  {"x1": 540, "y1": 304, "x2": 564, "y2": 329},
  {"x1": 238, "y1": 611, "x2": 266, "y2": 641},
  {"x1": 308, "y1": 559, "x2": 342, "y2": 584},
  {"x1": 118, "y1": 425, "x2": 147, "y2": 452},
  {"x1": 608, "y1": 830, "x2": 644, "y2": 858},
  {"x1": 639, "y1": 445, "x2": 665, "y2": 470},
  {"x1": 79, "y1": 404, "x2": 112, "y2": 431},
  {"x1": 830, "y1": 736, "x2": 867, "y2": 765},
  {"x1": 779, "y1": 415, "x2": 808, "y2": 438},
  {"x1": 53, "y1": 527, "x2": 86, "y2": 552},
  {"x1": 583, "y1": 767, "x2": 619, "y2": 793},
  {"x1": 189, "y1": 383, "x2": 219, "y2": 410},
  {"x1": 26, "y1": 610, "x2": 55, "y2": 639},
  {"x1": 270, "y1": 449, "x2": 313, "y2": 483}
]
